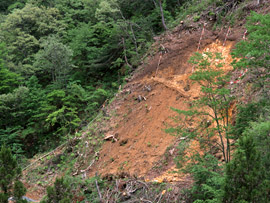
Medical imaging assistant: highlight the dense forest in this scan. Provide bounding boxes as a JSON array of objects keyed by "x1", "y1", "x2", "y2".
[
  {"x1": 0, "y1": 0, "x2": 182, "y2": 159},
  {"x1": 1, "y1": 0, "x2": 270, "y2": 202}
]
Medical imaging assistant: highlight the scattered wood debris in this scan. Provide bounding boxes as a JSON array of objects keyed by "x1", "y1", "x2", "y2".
[
  {"x1": 137, "y1": 95, "x2": 147, "y2": 102},
  {"x1": 104, "y1": 133, "x2": 118, "y2": 142},
  {"x1": 144, "y1": 85, "x2": 152, "y2": 92}
]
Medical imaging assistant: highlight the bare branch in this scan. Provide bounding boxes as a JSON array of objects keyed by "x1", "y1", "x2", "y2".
[
  {"x1": 159, "y1": 0, "x2": 168, "y2": 30},
  {"x1": 96, "y1": 179, "x2": 103, "y2": 202}
]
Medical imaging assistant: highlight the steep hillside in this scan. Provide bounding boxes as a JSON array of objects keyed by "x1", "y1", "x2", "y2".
[
  {"x1": 22, "y1": 26, "x2": 239, "y2": 201},
  {"x1": 20, "y1": 1, "x2": 270, "y2": 202},
  {"x1": 89, "y1": 37, "x2": 237, "y2": 179}
]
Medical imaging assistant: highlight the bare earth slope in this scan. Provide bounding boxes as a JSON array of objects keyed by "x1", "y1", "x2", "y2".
[
  {"x1": 21, "y1": 2, "x2": 270, "y2": 201},
  {"x1": 89, "y1": 26, "x2": 238, "y2": 182}
]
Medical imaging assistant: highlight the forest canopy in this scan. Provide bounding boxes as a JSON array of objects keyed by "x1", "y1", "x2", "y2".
[{"x1": 0, "y1": 0, "x2": 185, "y2": 158}]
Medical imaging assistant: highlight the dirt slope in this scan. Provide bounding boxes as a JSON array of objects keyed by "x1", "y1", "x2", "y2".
[
  {"x1": 20, "y1": 3, "x2": 270, "y2": 201},
  {"x1": 21, "y1": 24, "x2": 242, "y2": 202},
  {"x1": 89, "y1": 25, "x2": 238, "y2": 182}
]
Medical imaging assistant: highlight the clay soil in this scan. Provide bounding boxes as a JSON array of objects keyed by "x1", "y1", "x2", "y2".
[
  {"x1": 89, "y1": 24, "x2": 239, "y2": 183},
  {"x1": 20, "y1": 2, "x2": 270, "y2": 201},
  {"x1": 21, "y1": 24, "x2": 243, "y2": 202}
]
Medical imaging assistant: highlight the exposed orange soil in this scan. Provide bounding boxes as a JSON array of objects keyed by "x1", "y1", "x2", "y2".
[
  {"x1": 21, "y1": 144, "x2": 66, "y2": 201},
  {"x1": 21, "y1": 3, "x2": 270, "y2": 201},
  {"x1": 89, "y1": 31, "x2": 236, "y2": 182},
  {"x1": 21, "y1": 29, "x2": 239, "y2": 202}
]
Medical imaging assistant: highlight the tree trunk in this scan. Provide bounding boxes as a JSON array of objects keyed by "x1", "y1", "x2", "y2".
[
  {"x1": 122, "y1": 38, "x2": 132, "y2": 70},
  {"x1": 159, "y1": 0, "x2": 168, "y2": 31},
  {"x1": 151, "y1": 0, "x2": 158, "y2": 8}
]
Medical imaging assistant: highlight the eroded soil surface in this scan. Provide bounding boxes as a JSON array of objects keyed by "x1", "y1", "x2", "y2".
[
  {"x1": 89, "y1": 28, "x2": 236, "y2": 183},
  {"x1": 22, "y1": 23, "x2": 242, "y2": 202}
]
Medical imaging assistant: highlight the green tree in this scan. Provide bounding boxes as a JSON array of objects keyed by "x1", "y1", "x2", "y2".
[
  {"x1": 0, "y1": 0, "x2": 16, "y2": 12},
  {"x1": 53, "y1": 0, "x2": 96, "y2": 29},
  {"x1": 231, "y1": 102, "x2": 262, "y2": 139},
  {"x1": 0, "y1": 67, "x2": 21, "y2": 95},
  {"x1": 0, "y1": 4, "x2": 65, "y2": 75},
  {"x1": 13, "y1": 181, "x2": 27, "y2": 203},
  {"x1": 187, "y1": 153, "x2": 224, "y2": 202},
  {"x1": 168, "y1": 52, "x2": 233, "y2": 163},
  {"x1": 232, "y1": 12, "x2": 270, "y2": 96},
  {"x1": 0, "y1": 145, "x2": 26, "y2": 203},
  {"x1": 41, "y1": 177, "x2": 72, "y2": 203},
  {"x1": 223, "y1": 135, "x2": 269, "y2": 202},
  {"x1": 67, "y1": 22, "x2": 112, "y2": 83},
  {"x1": 0, "y1": 87, "x2": 29, "y2": 154},
  {"x1": 20, "y1": 76, "x2": 47, "y2": 155},
  {"x1": 38, "y1": 88, "x2": 81, "y2": 138},
  {"x1": 0, "y1": 0, "x2": 26, "y2": 13},
  {"x1": 33, "y1": 35, "x2": 73, "y2": 87},
  {"x1": 0, "y1": 43, "x2": 21, "y2": 94},
  {"x1": 243, "y1": 119, "x2": 270, "y2": 178},
  {"x1": 0, "y1": 76, "x2": 49, "y2": 156},
  {"x1": 190, "y1": 52, "x2": 233, "y2": 163}
]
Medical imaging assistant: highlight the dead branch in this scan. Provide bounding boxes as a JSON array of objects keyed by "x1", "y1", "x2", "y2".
[
  {"x1": 223, "y1": 26, "x2": 231, "y2": 46},
  {"x1": 22, "y1": 142, "x2": 66, "y2": 171},
  {"x1": 197, "y1": 23, "x2": 206, "y2": 51},
  {"x1": 104, "y1": 134, "x2": 118, "y2": 142},
  {"x1": 96, "y1": 179, "x2": 103, "y2": 202},
  {"x1": 137, "y1": 180, "x2": 149, "y2": 189},
  {"x1": 80, "y1": 159, "x2": 95, "y2": 173},
  {"x1": 144, "y1": 85, "x2": 152, "y2": 92},
  {"x1": 141, "y1": 199, "x2": 153, "y2": 203},
  {"x1": 138, "y1": 95, "x2": 147, "y2": 102},
  {"x1": 122, "y1": 37, "x2": 133, "y2": 70},
  {"x1": 159, "y1": 0, "x2": 168, "y2": 30},
  {"x1": 157, "y1": 192, "x2": 163, "y2": 203},
  {"x1": 155, "y1": 54, "x2": 162, "y2": 77},
  {"x1": 129, "y1": 23, "x2": 138, "y2": 54}
]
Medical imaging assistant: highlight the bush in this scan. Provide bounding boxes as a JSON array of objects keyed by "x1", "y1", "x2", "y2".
[
  {"x1": 186, "y1": 153, "x2": 224, "y2": 202},
  {"x1": 232, "y1": 12, "x2": 270, "y2": 95},
  {"x1": 0, "y1": 145, "x2": 27, "y2": 203},
  {"x1": 41, "y1": 177, "x2": 72, "y2": 203},
  {"x1": 223, "y1": 135, "x2": 269, "y2": 202},
  {"x1": 244, "y1": 119, "x2": 270, "y2": 178}
]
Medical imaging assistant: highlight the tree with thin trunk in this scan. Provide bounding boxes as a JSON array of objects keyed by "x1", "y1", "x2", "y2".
[
  {"x1": 167, "y1": 52, "x2": 233, "y2": 163},
  {"x1": 159, "y1": 0, "x2": 168, "y2": 30}
]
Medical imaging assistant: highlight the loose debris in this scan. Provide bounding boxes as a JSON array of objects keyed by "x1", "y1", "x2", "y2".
[
  {"x1": 104, "y1": 133, "x2": 118, "y2": 142},
  {"x1": 73, "y1": 151, "x2": 99, "y2": 176},
  {"x1": 144, "y1": 85, "x2": 152, "y2": 92},
  {"x1": 91, "y1": 178, "x2": 190, "y2": 202},
  {"x1": 137, "y1": 95, "x2": 147, "y2": 102}
]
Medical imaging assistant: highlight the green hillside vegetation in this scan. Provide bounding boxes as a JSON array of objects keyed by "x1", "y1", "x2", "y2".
[
  {"x1": 0, "y1": 0, "x2": 270, "y2": 202},
  {"x1": 0, "y1": 0, "x2": 182, "y2": 158},
  {"x1": 168, "y1": 11, "x2": 270, "y2": 202}
]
